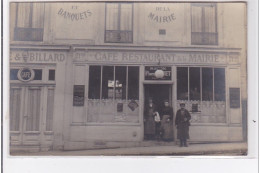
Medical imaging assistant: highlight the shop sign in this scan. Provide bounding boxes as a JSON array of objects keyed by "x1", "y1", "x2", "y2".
[
  {"x1": 117, "y1": 103, "x2": 123, "y2": 112},
  {"x1": 148, "y1": 7, "x2": 176, "y2": 23},
  {"x1": 10, "y1": 51, "x2": 66, "y2": 63},
  {"x1": 145, "y1": 66, "x2": 171, "y2": 80},
  {"x1": 73, "y1": 85, "x2": 85, "y2": 106},
  {"x1": 74, "y1": 51, "x2": 240, "y2": 65},
  {"x1": 229, "y1": 88, "x2": 240, "y2": 108},
  {"x1": 57, "y1": 6, "x2": 92, "y2": 21},
  {"x1": 17, "y1": 67, "x2": 35, "y2": 82},
  {"x1": 128, "y1": 100, "x2": 139, "y2": 111}
]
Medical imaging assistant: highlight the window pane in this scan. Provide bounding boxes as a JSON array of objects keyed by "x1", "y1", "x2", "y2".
[
  {"x1": 15, "y1": 3, "x2": 44, "y2": 41},
  {"x1": 214, "y1": 68, "x2": 225, "y2": 101},
  {"x1": 26, "y1": 89, "x2": 41, "y2": 131},
  {"x1": 191, "y1": 3, "x2": 217, "y2": 45},
  {"x1": 31, "y1": 3, "x2": 45, "y2": 28},
  {"x1": 189, "y1": 67, "x2": 200, "y2": 100},
  {"x1": 10, "y1": 69, "x2": 19, "y2": 80},
  {"x1": 102, "y1": 66, "x2": 114, "y2": 99},
  {"x1": 106, "y1": 3, "x2": 119, "y2": 30},
  {"x1": 115, "y1": 66, "x2": 126, "y2": 100},
  {"x1": 17, "y1": 3, "x2": 31, "y2": 28},
  {"x1": 202, "y1": 68, "x2": 213, "y2": 101},
  {"x1": 120, "y1": 3, "x2": 132, "y2": 31},
  {"x1": 88, "y1": 66, "x2": 101, "y2": 99},
  {"x1": 105, "y1": 3, "x2": 133, "y2": 43},
  {"x1": 46, "y1": 89, "x2": 54, "y2": 131},
  {"x1": 10, "y1": 88, "x2": 21, "y2": 131},
  {"x1": 177, "y1": 67, "x2": 188, "y2": 100},
  {"x1": 128, "y1": 66, "x2": 139, "y2": 100},
  {"x1": 33, "y1": 69, "x2": 42, "y2": 80},
  {"x1": 48, "y1": 69, "x2": 55, "y2": 81},
  {"x1": 204, "y1": 5, "x2": 216, "y2": 33},
  {"x1": 191, "y1": 5, "x2": 202, "y2": 32}
]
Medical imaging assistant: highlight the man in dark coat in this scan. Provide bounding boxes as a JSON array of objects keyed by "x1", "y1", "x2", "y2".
[
  {"x1": 144, "y1": 98, "x2": 158, "y2": 140},
  {"x1": 175, "y1": 103, "x2": 191, "y2": 147}
]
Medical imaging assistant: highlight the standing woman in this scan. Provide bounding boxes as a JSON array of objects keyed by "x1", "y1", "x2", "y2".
[
  {"x1": 144, "y1": 98, "x2": 157, "y2": 140},
  {"x1": 160, "y1": 100, "x2": 174, "y2": 142},
  {"x1": 175, "y1": 102, "x2": 191, "y2": 147}
]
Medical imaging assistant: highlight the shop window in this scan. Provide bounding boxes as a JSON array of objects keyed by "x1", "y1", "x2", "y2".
[
  {"x1": 177, "y1": 67, "x2": 226, "y2": 124},
  {"x1": 202, "y1": 68, "x2": 213, "y2": 101},
  {"x1": 115, "y1": 66, "x2": 127, "y2": 99},
  {"x1": 105, "y1": 3, "x2": 133, "y2": 43},
  {"x1": 189, "y1": 67, "x2": 200, "y2": 100},
  {"x1": 88, "y1": 66, "x2": 101, "y2": 99},
  {"x1": 89, "y1": 66, "x2": 139, "y2": 100},
  {"x1": 14, "y1": 3, "x2": 44, "y2": 41},
  {"x1": 177, "y1": 67, "x2": 188, "y2": 100},
  {"x1": 88, "y1": 66, "x2": 139, "y2": 123},
  {"x1": 214, "y1": 68, "x2": 225, "y2": 101},
  {"x1": 102, "y1": 66, "x2": 114, "y2": 99},
  {"x1": 128, "y1": 66, "x2": 139, "y2": 100},
  {"x1": 177, "y1": 67, "x2": 225, "y2": 101},
  {"x1": 48, "y1": 70, "x2": 55, "y2": 81},
  {"x1": 191, "y1": 3, "x2": 218, "y2": 45},
  {"x1": 10, "y1": 69, "x2": 19, "y2": 80}
]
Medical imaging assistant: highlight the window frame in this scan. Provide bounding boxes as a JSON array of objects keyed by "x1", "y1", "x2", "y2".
[
  {"x1": 177, "y1": 66, "x2": 226, "y2": 102},
  {"x1": 88, "y1": 65, "x2": 139, "y2": 101},
  {"x1": 104, "y1": 2, "x2": 134, "y2": 43},
  {"x1": 13, "y1": 2, "x2": 45, "y2": 42},
  {"x1": 191, "y1": 3, "x2": 218, "y2": 45}
]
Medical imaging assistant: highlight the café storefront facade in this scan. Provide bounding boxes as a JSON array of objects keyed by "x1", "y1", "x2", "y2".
[
  {"x1": 59, "y1": 47, "x2": 243, "y2": 150},
  {"x1": 9, "y1": 2, "x2": 246, "y2": 151}
]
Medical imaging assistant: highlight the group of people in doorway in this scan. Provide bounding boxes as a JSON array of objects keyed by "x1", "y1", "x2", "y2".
[{"x1": 144, "y1": 98, "x2": 191, "y2": 147}]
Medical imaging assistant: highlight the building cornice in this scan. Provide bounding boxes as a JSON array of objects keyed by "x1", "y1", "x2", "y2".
[{"x1": 10, "y1": 43, "x2": 242, "y2": 54}]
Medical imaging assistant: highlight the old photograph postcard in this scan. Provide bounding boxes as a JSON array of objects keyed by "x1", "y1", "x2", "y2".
[{"x1": 8, "y1": 1, "x2": 248, "y2": 156}]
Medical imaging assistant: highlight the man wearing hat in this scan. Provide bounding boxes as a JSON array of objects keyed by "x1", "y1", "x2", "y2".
[{"x1": 175, "y1": 102, "x2": 191, "y2": 147}]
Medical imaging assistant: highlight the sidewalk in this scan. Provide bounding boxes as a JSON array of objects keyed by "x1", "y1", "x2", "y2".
[{"x1": 12, "y1": 142, "x2": 247, "y2": 156}]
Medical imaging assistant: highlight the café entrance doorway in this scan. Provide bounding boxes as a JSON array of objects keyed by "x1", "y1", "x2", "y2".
[
  {"x1": 143, "y1": 84, "x2": 173, "y2": 141},
  {"x1": 144, "y1": 84, "x2": 172, "y2": 110}
]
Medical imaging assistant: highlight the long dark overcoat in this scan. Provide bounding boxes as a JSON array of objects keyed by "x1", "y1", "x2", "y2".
[{"x1": 175, "y1": 108, "x2": 191, "y2": 140}]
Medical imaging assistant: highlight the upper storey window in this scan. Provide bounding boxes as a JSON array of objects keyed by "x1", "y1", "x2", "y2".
[
  {"x1": 105, "y1": 3, "x2": 133, "y2": 43},
  {"x1": 14, "y1": 3, "x2": 45, "y2": 42},
  {"x1": 191, "y1": 3, "x2": 218, "y2": 45}
]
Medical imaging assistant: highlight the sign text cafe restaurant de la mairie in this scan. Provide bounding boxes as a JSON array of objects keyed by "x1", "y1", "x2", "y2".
[{"x1": 9, "y1": 2, "x2": 246, "y2": 151}]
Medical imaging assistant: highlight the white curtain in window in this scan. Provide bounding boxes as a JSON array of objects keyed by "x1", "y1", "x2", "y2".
[
  {"x1": 204, "y1": 5, "x2": 216, "y2": 33},
  {"x1": 32, "y1": 3, "x2": 45, "y2": 28},
  {"x1": 120, "y1": 4, "x2": 132, "y2": 31},
  {"x1": 16, "y1": 3, "x2": 44, "y2": 28},
  {"x1": 191, "y1": 6, "x2": 202, "y2": 32},
  {"x1": 17, "y1": 3, "x2": 31, "y2": 27},
  {"x1": 106, "y1": 3, "x2": 119, "y2": 30}
]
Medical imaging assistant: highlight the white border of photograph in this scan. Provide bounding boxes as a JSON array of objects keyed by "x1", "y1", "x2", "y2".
[{"x1": 2, "y1": 0, "x2": 258, "y2": 172}]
